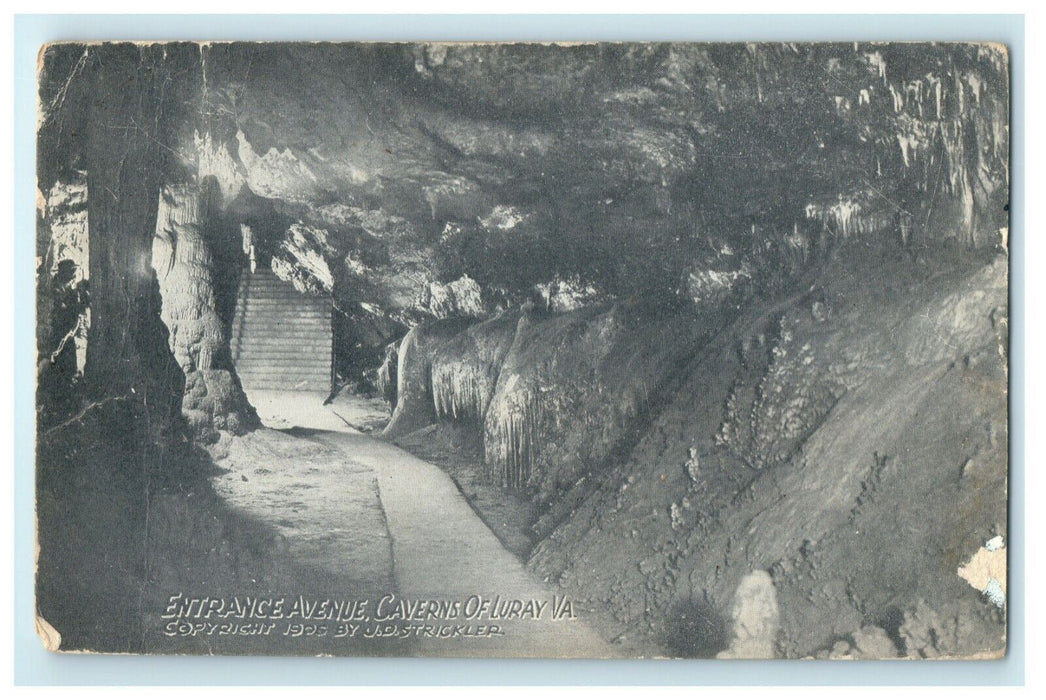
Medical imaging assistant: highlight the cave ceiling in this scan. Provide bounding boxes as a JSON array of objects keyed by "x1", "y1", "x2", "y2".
[{"x1": 39, "y1": 41, "x2": 1009, "y2": 323}]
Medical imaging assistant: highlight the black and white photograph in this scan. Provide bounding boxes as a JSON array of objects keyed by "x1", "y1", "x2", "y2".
[{"x1": 33, "y1": 40, "x2": 1009, "y2": 660}]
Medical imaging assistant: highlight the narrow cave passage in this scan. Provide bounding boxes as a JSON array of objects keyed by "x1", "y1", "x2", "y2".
[{"x1": 152, "y1": 206, "x2": 610, "y2": 656}]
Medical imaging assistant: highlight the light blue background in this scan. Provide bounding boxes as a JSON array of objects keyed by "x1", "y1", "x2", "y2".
[{"x1": 13, "y1": 13, "x2": 1026, "y2": 686}]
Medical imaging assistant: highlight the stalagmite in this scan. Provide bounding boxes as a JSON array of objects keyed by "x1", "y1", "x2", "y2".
[
  {"x1": 152, "y1": 184, "x2": 257, "y2": 440},
  {"x1": 716, "y1": 571, "x2": 780, "y2": 659}
]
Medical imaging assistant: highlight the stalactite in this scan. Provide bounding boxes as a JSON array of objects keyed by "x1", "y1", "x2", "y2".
[
  {"x1": 897, "y1": 133, "x2": 919, "y2": 167},
  {"x1": 485, "y1": 386, "x2": 541, "y2": 490},
  {"x1": 865, "y1": 51, "x2": 888, "y2": 85},
  {"x1": 887, "y1": 82, "x2": 904, "y2": 113},
  {"x1": 432, "y1": 361, "x2": 490, "y2": 422},
  {"x1": 429, "y1": 312, "x2": 519, "y2": 425}
]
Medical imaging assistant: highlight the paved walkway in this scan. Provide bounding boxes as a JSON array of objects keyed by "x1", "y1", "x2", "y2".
[{"x1": 212, "y1": 392, "x2": 613, "y2": 658}]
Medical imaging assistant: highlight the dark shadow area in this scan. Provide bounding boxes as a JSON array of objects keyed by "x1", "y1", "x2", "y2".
[{"x1": 663, "y1": 596, "x2": 730, "y2": 659}]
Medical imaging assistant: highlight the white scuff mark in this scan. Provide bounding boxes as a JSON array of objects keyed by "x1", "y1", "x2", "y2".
[
  {"x1": 42, "y1": 47, "x2": 90, "y2": 129},
  {"x1": 717, "y1": 571, "x2": 780, "y2": 659},
  {"x1": 35, "y1": 615, "x2": 62, "y2": 652},
  {"x1": 967, "y1": 71, "x2": 984, "y2": 104},
  {"x1": 604, "y1": 86, "x2": 659, "y2": 104},
  {"x1": 984, "y1": 579, "x2": 1006, "y2": 608},
  {"x1": 957, "y1": 536, "x2": 1007, "y2": 608}
]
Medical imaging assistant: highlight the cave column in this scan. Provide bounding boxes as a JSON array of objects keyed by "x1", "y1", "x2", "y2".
[
  {"x1": 78, "y1": 44, "x2": 196, "y2": 438},
  {"x1": 152, "y1": 184, "x2": 258, "y2": 441}
]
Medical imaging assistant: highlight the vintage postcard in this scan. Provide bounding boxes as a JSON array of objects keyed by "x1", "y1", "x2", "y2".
[{"x1": 34, "y1": 41, "x2": 1009, "y2": 659}]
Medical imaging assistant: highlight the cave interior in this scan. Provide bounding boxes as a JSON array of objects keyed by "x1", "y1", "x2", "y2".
[{"x1": 35, "y1": 42, "x2": 1009, "y2": 658}]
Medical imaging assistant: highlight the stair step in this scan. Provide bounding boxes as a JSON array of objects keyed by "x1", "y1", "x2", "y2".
[
  {"x1": 234, "y1": 327, "x2": 329, "y2": 335},
  {"x1": 234, "y1": 320, "x2": 330, "y2": 330},
  {"x1": 240, "y1": 374, "x2": 328, "y2": 379},
  {"x1": 232, "y1": 333, "x2": 329, "y2": 342},
  {"x1": 238, "y1": 297, "x2": 329, "y2": 305},
  {"x1": 238, "y1": 310, "x2": 329, "y2": 317},
  {"x1": 241, "y1": 381, "x2": 329, "y2": 390},
  {"x1": 233, "y1": 345, "x2": 331, "y2": 354},
  {"x1": 237, "y1": 312, "x2": 330, "y2": 322},
  {"x1": 234, "y1": 349, "x2": 331, "y2": 358},
  {"x1": 236, "y1": 308, "x2": 330, "y2": 318},
  {"x1": 236, "y1": 348, "x2": 327, "y2": 357},
  {"x1": 235, "y1": 321, "x2": 328, "y2": 329},
  {"x1": 236, "y1": 359, "x2": 331, "y2": 369},
  {"x1": 233, "y1": 349, "x2": 329, "y2": 358},
  {"x1": 238, "y1": 287, "x2": 327, "y2": 296},
  {"x1": 237, "y1": 370, "x2": 329, "y2": 379},
  {"x1": 238, "y1": 375, "x2": 330, "y2": 385},
  {"x1": 232, "y1": 335, "x2": 329, "y2": 344},
  {"x1": 237, "y1": 301, "x2": 328, "y2": 311},
  {"x1": 231, "y1": 340, "x2": 331, "y2": 350},
  {"x1": 241, "y1": 294, "x2": 322, "y2": 300},
  {"x1": 237, "y1": 366, "x2": 329, "y2": 376},
  {"x1": 242, "y1": 384, "x2": 329, "y2": 391},
  {"x1": 234, "y1": 324, "x2": 328, "y2": 332}
]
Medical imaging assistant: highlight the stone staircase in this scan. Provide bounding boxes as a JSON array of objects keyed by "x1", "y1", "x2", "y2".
[{"x1": 231, "y1": 268, "x2": 332, "y2": 393}]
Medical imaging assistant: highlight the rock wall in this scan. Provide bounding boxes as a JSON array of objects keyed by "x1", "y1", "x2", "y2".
[
  {"x1": 528, "y1": 248, "x2": 1008, "y2": 658},
  {"x1": 152, "y1": 184, "x2": 258, "y2": 442},
  {"x1": 380, "y1": 236, "x2": 1009, "y2": 661},
  {"x1": 482, "y1": 304, "x2": 711, "y2": 501},
  {"x1": 386, "y1": 300, "x2": 728, "y2": 508},
  {"x1": 36, "y1": 176, "x2": 91, "y2": 421},
  {"x1": 35, "y1": 43, "x2": 212, "y2": 647},
  {"x1": 66, "y1": 44, "x2": 202, "y2": 444}
]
